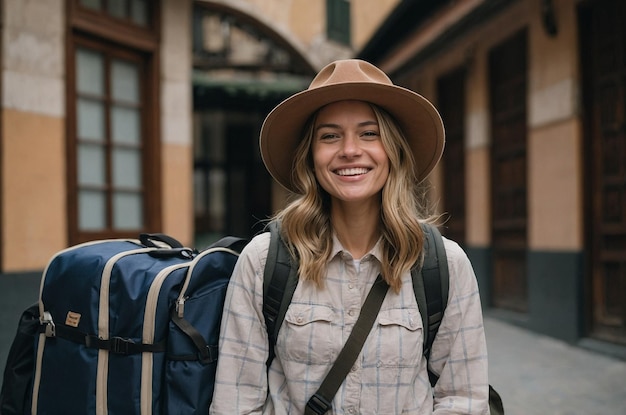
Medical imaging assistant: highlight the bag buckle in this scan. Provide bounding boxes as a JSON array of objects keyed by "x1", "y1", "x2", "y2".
[
  {"x1": 306, "y1": 393, "x2": 332, "y2": 415},
  {"x1": 41, "y1": 311, "x2": 56, "y2": 337},
  {"x1": 110, "y1": 336, "x2": 134, "y2": 354}
]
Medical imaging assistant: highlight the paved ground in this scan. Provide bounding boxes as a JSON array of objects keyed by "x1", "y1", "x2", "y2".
[{"x1": 484, "y1": 316, "x2": 626, "y2": 415}]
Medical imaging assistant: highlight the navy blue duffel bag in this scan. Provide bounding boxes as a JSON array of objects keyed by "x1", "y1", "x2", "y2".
[{"x1": 3, "y1": 233, "x2": 245, "y2": 415}]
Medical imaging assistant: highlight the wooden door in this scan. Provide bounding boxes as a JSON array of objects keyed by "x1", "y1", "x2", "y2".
[
  {"x1": 580, "y1": 0, "x2": 626, "y2": 344},
  {"x1": 489, "y1": 30, "x2": 528, "y2": 312},
  {"x1": 193, "y1": 114, "x2": 271, "y2": 241},
  {"x1": 226, "y1": 122, "x2": 272, "y2": 238},
  {"x1": 437, "y1": 68, "x2": 466, "y2": 245}
]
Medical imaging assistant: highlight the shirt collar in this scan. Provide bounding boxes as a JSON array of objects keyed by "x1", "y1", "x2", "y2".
[{"x1": 330, "y1": 233, "x2": 384, "y2": 263}]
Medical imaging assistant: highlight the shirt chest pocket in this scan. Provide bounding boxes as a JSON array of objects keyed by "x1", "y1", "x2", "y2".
[
  {"x1": 276, "y1": 304, "x2": 338, "y2": 364},
  {"x1": 365, "y1": 308, "x2": 423, "y2": 368}
]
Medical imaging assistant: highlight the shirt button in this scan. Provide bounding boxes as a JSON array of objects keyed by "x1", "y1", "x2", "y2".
[
  {"x1": 348, "y1": 309, "x2": 355, "y2": 317},
  {"x1": 348, "y1": 408, "x2": 355, "y2": 414},
  {"x1": 348, "y1": 283, "x2": 354, "y2": 289},
  {"x1": 296, "y1": 316, "x2": 303, "y2": 323}
]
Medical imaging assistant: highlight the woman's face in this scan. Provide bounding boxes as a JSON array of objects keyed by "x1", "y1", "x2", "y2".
[{"x1": 311, "y1": 100, "x2": 389, "y2": 205}]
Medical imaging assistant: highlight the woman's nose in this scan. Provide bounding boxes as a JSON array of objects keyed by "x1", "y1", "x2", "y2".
[{"x1": 340, "y1": 134, "x2": 361, "y2": 157}]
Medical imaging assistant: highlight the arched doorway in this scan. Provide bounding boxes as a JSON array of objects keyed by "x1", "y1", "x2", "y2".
[{"x1": 192, "y1": 2, "x2": 314, "y2": 245}]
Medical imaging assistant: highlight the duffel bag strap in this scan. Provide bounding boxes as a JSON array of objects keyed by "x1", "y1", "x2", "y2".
[{"x1": 44, "y1": 324, "x2": 166, "y2": 355}]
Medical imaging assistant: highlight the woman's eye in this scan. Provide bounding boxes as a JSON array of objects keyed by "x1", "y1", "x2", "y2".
[
  {"x1": 361, "y1": 130, "x2": 380, "y2": 138},
  {"x1": 319, "y1": 133, "x2": 338, "y2": 140}
]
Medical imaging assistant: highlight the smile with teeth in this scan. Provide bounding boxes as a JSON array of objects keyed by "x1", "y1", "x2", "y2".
[{"x1": 335, "y1": 167, "x2": 370, "y2": 176}]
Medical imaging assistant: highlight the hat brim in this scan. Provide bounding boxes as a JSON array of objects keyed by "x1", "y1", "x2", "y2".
[{"x1": 260, "y1": 81, "x2": 445, "y2": 193}]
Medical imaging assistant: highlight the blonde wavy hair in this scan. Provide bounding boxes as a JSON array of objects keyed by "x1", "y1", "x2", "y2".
[{"x1": 272, "y1": 103, "x2": 432, "y2": 292}]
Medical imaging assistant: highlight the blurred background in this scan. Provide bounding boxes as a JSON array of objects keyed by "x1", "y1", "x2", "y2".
[{"x1": 0, "y1": 0, "x2": 625, "y2": 410}]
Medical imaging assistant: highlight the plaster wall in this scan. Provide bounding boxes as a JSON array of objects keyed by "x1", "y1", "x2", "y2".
[
  {"x1": 390, "y1": 0, "x2": 583, "y2": 251},
  {"x1": 528, "y1": 119, "x2": 582, "y2": 250},
  {"x1": 246, "y1": 0, "x2": 398, "y2": 51},
  {"x1": 1, "y1": 0, "x2": 66, "y2": 271},
  {"x1": 526, "y1": 0, "x2": 583, "y2": 251},
  {"x1": 3, "y1": 0, "x2": 64, "y2": 118},
  {"x1": 465, "y1": 46, "x2": 490, "y2": 247},
  {"x1": 161, "y1": 0, "x2": 194, "y2": 245},
  {"x1": 2, "y1": 110, "x2": 66, "y2": 271},
  {"x1": 198, "y1": 0, "x2": 399, "y2": 69},
  {"x1": 528, "y1": 0, "x2": 580, "y2": 128}
]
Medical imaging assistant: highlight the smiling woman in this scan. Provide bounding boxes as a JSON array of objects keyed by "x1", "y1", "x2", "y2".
[
  {"x1": 310, "y1": 100, "x2": 390, "y2": 211},
  {"x1": 209, "y1": 59, "x2": 490, "y2": 415}
]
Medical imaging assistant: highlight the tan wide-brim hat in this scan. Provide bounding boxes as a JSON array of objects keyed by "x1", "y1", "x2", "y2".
[{"x1": 260, "y1": 59, "x2": 445, "y2": 193}]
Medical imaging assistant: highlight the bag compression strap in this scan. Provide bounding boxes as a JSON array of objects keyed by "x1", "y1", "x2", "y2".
[
  {"x1": 46, "y1": 324, "x2": 166, "y2": 355},
  {"x1": 170, "y1": 309, "x2": 217, "y2": 363}
]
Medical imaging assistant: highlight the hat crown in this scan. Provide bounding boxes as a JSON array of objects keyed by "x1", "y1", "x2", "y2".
[{"x1": 309, "y1": 59, "x2": 393, "y2": 90}]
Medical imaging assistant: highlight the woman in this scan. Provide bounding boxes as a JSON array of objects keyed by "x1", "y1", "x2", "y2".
[{"x1": 210, "y1": 59, "x2": 489, "y2": 414}]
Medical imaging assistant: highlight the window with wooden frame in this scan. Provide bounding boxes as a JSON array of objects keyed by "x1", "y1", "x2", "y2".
[
  {"x1": 67, "y1": 0, "x2": 160, "y2": 244},
  {"x1": 78, "y1": 0, "x2": 150, "y2": 26},
  {"x1": 326, "y1": 0, "x2": 351, "y2": 46}
]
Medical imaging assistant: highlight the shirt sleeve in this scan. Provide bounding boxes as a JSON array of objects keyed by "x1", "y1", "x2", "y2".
[
  {"x1": 209, "y1": 233, "x2": 271, "y2": 415},
  {"x1": 429, "y1": 238, "x2": 490, "y2": 414}
]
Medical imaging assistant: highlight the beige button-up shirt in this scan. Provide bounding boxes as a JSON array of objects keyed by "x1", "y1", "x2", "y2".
[{"x1": 210, "y1": 231, "x2": 489, "y2": 414}]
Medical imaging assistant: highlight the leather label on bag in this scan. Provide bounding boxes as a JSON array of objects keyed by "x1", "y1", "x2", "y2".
[{"x1": 65, "y1": 311, "x2": 81, "y2": 327}]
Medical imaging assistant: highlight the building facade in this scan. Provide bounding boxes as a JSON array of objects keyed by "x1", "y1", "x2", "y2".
[
  {"x1": 4, "y1": 0, "x2": 622, "y2": 359},
  {"x1": 0, "y1": 0, "x2": 399, "y2": 273},
  {"x1": 1, "y1": 0, "x2": 194, "y2": 273},
  {"x1": 359, "y1": 0, "x2": 626, "y2": 353}
]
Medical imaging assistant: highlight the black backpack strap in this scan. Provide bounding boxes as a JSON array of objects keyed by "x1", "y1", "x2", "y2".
[
  {"x1": 262, "y1": 222, "x2": 299, "y2": 367},
  {"x1": 413, "y1": 225, "x2": 504, "y2": 412},
  {"x1": 412, "y1": 223, "x2": 449, "y2": 385}
]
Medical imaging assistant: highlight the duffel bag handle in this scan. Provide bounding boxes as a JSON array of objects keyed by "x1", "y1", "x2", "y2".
[
  {"x1": 140, "y1": 233, "x2": 184, "y2": 249},
  {"x1": 149, "y1": 247, "x2": 195, "y2": 259}
]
